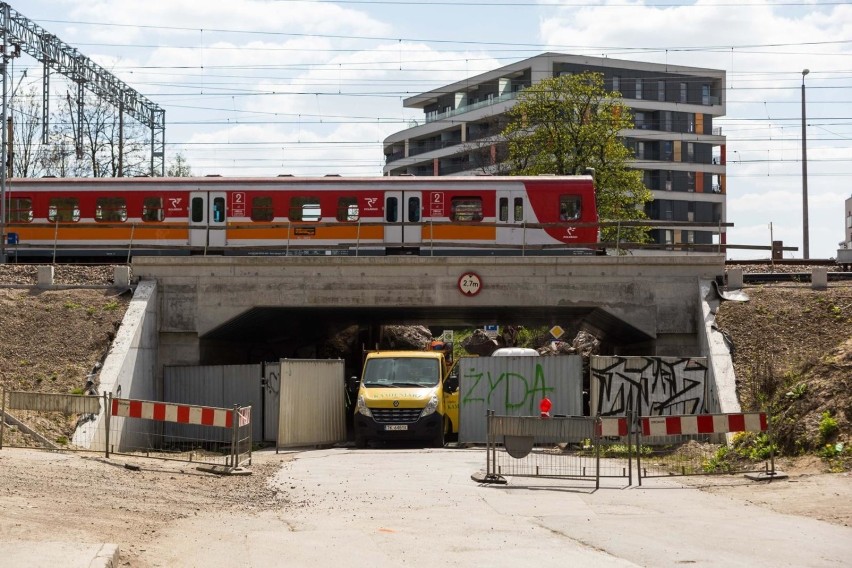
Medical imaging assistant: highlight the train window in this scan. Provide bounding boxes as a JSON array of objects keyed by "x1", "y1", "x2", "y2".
[
  {"x1": 252, "y1": 196, "x2": 274, "y2": 221},
  {"x1": 48, "y1": 198, "x2": 80, "y2": 223},
  {"x1": 336, "y1": 197, "x2": 359, "y2": 222},
  {"x1": 450, "y1": 197, "x2": 483, "y2": 222},
  {"x1": 95, "y1": 197, "x2": 128, "y2": 222},
  {"x1": 498, "y1": 197, "x2": 508, "y2": 222},
  {"x1": 191, "y1": 197, "x2": 204, "y2": 222},
  {"x1": 289, "y1": 196, "x2": 320, "y2": 222},
  {"x1": 559, "y1": 195, "x2": 581, "y2": 221},
  {"x1": 7, "y1": 197, "x2": 33, "y2": 222},
  {"x1": 513, "y1": 197, "x2": 523, "y2": 222},
  {"x1": 142, "y1": 197, "x2": 164, "y2": 222},
  {"x1": 386, "y1": 197, "x2": 398, "y2": 222},
  {"x1": 407, "y1": 197, "x2": 420, "y2": 223},
  {"x1": 212, "y1": 197, "x2": 226, "y2": 223}
]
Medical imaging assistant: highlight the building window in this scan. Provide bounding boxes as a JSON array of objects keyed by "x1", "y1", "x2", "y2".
[
  {"x1": 48, "y1": 197, "x2": 80, "y2": 222},
  {"x1": 612, "y1": 76, "x2": 620, "y2": 92},
  {"x1": 635, "y1": 111, "x2": 647, "y2": 129},
  {"x1": 688, "y1": 114, "x2": 695, "y2": 133},
  {"x1": 635, "y1": 78, "x2": 643, "y2": 99},
  {"x1": 702, "y1": 84, "x2": 710, "y2": 105},
  {"x1": 559, "y1": 195, "x2": 581, "y2": 221},
  {"x1": 251, "y1": 196, "x2": 274, "y2": 221},
  {"x1": 664, "y1": 141, "x2": 673, "y2": 161},
  {"x1": 450, "y1": 197, "x2": 483, "y2": 222},
  {"x1": 636, "y1": 141, "x2": 645, "y2": 159},
  {"x1": 290, "y1": 196, "x2": 321, "y2": 222},
  {"x1": 680, "y1": 82, "x2": 688, "y2": 103},
  {"x1": 665, "y1": 171, "x2": 673, "y2": 191},
  {"x1": 95, "y1": 197, "x2": 128, "y2": 222},
  {"x1": 8, "y1": 197, "x2": 33, "y2": 222},
  {"x1": 687, "y1": 172, "x2": 695, "y2": 192},
  {"x1": 658, "y1": 80, "x2": 665, "y2": 102},
  {"x1": 337, "y1": 197, "x2": 359, "y2": 222},
  {"x1": 687, "y1": 142, "x2": 694, "y2": 162},
  {"x1": 663, "y1": 111, "x2": 672, "y2": 132},
  {"x1": 142, "y1": 197, "x2": 164, "y2": 222}
]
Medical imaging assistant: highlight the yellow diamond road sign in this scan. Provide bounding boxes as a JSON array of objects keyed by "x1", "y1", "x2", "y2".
[{"x1": 549, "y1": 325, "x2": 565, "y2": 339}]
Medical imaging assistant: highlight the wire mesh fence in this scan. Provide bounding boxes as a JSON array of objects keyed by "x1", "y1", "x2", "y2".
[
  {"x1": 635, "y1": 412, "x2": 775, "y2": 483},
  {"x1": 0, "y1": 390, "x2": 106, "y2": 451},
  {"x1": 1, "y1": 390, "x2": 252, "y2": 469},
  {"x1": 484, "y1": 412, "x2": 633, "y2": 489}
]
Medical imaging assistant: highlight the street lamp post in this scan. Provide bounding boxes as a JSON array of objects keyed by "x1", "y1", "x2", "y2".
[{"x1": 801, "y1": 68, "x2": 810, "y2": 260}]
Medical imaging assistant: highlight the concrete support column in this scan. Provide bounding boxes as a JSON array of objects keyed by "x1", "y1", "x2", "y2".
[
  {"x1": 726, "y1": 268, "x2": 743, "y2": 290},
  {"x1": 114, "y1": 266, "x2": 131, "y2": 288},
  {"x1": 37, "y1": 265, "x2": 54, "y2": 288},
  {"x1": 811, "y1": 267, "x2": 828, "y2": 290}
]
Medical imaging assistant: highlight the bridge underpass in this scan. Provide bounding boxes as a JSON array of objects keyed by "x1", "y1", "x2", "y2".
[
  {"x1": 198, "y1": 305, "x2": 653, "y2": 366},
  {"x1": 130, "y1": 254, "x2": 726, "y2": 388}
]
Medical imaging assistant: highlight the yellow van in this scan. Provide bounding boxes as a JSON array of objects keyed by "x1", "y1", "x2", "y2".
[{"x1": 353, "y1": 350, "x2": 459, "y2": 448}]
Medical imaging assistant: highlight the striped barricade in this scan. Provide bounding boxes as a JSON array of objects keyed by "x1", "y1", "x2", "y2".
[
  {"x1": 111, "y1": 398, "x2": 234, "y2": 428},
  {"x1": 640, "y1": 412, "x2": 767, "y2": 437},
  {"x1": 107, "y1": 396, "x2": 250, "y2": 469},
  {"x1": 636, "y1": 412, "x2": 772, "y2": 483}
]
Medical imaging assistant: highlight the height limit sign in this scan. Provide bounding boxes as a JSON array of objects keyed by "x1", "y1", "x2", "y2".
[{"x1": 458, "y1": 272, "x2": 482, "y2": 296}]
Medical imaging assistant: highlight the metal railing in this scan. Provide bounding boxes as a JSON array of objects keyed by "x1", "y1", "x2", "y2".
[{"x1": 1, "y1": 389, "x2": 252, "y2": 470}]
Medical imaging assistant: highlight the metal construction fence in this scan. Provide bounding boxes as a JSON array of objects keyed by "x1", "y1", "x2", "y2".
[
  {"x1": 636, "y1": 412, "x2": 773, "y2": 484},
  {"x1": 1, "y1": 390, "x2": 252, "y2": 469},
  {"x1": 483, "y1": 410, "x2": 774, "y2": 487},
  {"x1": 484, "y1": 411, "x2": 634, "y2": 489}
]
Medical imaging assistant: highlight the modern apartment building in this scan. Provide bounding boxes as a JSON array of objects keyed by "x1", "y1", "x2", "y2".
[{"x1": 382, "y1": 53, "x2": 727, "y2": 248}]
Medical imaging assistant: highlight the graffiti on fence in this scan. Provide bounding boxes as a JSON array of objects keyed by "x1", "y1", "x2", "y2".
[
  {"x1": 462, "y1": 363, "x2": 555, "y2": 415},
  {"x1": 591, "y1": 356, "x2": 708, "y2": 417}
]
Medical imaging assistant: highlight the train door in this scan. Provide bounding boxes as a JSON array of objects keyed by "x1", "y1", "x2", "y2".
[
  {"x1": 496, "y1": 190, "x2": 526, "y2": 247},
  {"x1": 189, "y1": 191, "x2": 227, "y2": 248},
  {"x1": 384, "y1": 191, "x2": 422, "y2": 248}
]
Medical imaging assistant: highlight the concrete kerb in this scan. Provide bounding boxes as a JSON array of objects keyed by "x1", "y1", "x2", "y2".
[{"x1": 0, "y1": 541, "x2": 120, "y2": 568}]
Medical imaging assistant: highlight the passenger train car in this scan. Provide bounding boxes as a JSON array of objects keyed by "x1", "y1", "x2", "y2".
[{"x1": 0, "y1": 175, "x2": 599, "y2": 261}]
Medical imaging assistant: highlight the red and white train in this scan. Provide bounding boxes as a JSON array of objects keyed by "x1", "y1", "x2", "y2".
[{"x1": 0, "y1": 175, "x2": 599, "y2": 261}]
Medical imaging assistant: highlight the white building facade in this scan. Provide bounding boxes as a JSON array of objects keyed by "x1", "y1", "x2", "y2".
[{"x1": 383, "y1": 53, "x2": 727, "y2": 249}]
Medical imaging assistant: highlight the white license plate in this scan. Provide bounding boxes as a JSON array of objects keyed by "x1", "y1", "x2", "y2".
[{"x1": 385, "y1": 425, "x2": 408, "y2": 431}]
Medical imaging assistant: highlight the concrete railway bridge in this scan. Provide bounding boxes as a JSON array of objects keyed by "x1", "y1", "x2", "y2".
[{"x1": 107, "y1": 254, "x2": 737, "y2": 413}]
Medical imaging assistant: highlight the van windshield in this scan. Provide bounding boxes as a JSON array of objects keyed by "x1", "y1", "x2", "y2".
[{"x1": 362, "y1": 358, "x2": 440, "y2": 388}]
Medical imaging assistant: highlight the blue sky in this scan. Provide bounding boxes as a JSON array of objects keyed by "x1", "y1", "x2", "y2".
[{"x1": 13, "y1": 0, "x2": 852, "y2": 260}]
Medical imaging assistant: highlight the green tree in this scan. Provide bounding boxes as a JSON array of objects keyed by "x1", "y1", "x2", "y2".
[
  {"x1": 166, "y1": 153, "x2": 193, "y2": 177},
  {"x1": 502, "y1": 72, "x2": 653, "y2": 244}
]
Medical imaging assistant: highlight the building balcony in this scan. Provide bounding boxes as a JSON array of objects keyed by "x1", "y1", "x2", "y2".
[{"x1": 425, "y1": 90, "x2": 521, "y2": 124}]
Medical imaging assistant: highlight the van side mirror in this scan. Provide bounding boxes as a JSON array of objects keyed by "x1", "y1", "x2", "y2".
[{"x1": 444, "y1": 374, "x2": 459, "y2": 393}]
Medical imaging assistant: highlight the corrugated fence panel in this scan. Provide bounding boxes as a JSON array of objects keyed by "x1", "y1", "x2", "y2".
[
  {"x1": 277, "y1": 359, "x2": 346, "y2": 448},
  {"x1": 164, "y1": 364, "x2": 263, "y2": 443},
  {"x1": 590, "y1": 356, "x2": 709, "y2": 417},
  {"x1": 9, "y1": 392, "x2": 101, "y2": 414},
  {"x1": 263, "y1": 362, "x2": 281, "y2": 444},
  {"x1": 458, "y1": 355, "x2": 583, "y2": 444}
]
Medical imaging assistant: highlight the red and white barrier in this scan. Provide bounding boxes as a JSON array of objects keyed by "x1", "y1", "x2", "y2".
[
  {"x1": 111, "y1": 398, "x2": 233, "y2": 428},
  {"x1": 640, "y1": 412, "x2": 767, "y2": 437},
  {"x1": 597, "y1": 416, "x2": 628, "y2": 437}
]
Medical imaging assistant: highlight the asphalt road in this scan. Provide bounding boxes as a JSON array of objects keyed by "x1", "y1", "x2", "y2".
[{"x1": 140, "y1": 446, "x2": 850, "y2": 567}]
